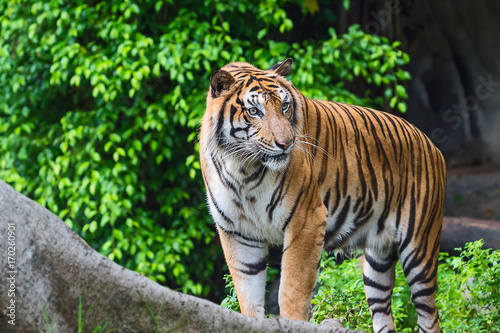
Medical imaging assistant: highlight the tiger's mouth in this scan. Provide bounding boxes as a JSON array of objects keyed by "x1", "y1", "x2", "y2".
[
  {"x1": 259, "y1": 152, "x2": 290, "y2": 170},
  {"x1": 259, "y1": 152, "x2": 287, "y2": 163}
]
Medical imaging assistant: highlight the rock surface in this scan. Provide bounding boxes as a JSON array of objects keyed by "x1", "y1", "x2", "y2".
[
  {"x1": 444, "y1": 164, "x2": 500, "y2": 220},
  {"x1": 442, "y1": 216, "x2": 500, "y2": 255},
  {"x1": 402, "y1": 1, "x2": 500, "y2": 167},
  {"x1": 0, "y1": 179, "x2": 363, "y2": 333}
]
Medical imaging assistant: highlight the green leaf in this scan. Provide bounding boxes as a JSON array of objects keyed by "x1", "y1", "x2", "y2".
[
  {"x1": 390, "y1": 96, "x2": 398, "y2": 108},
  {"x1": 89, "y1": 221, "x2": 98, "y2": 233},
  {"x1": 343, "y1": 0, "x2": 350, "y2": 11},
  {"x1": 113, "y1": 229, "x2": 124, "y2": 242},
  {"x1": 397, "y1": 102, "x2": 407, "y2": 113},
  {"x1": 257, "y1": 28, "x2": 267, "y2": 40},
  {"x1": 110, "y1": 133, "x2": 121, "y2": 143}
]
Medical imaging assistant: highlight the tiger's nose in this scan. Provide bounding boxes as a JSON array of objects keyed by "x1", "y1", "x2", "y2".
[{"x1": 276, "y1": 140, "x2": 293, "y2": 151}]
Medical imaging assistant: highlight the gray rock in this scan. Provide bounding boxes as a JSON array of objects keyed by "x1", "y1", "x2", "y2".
[{"x1": 0, "y1": 180, "x2": 364, "y2": 333}]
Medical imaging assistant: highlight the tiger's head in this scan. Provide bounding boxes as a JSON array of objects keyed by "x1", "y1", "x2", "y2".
[{"x1": 203, "y1": 58, "x2": 302, "y2": 171}]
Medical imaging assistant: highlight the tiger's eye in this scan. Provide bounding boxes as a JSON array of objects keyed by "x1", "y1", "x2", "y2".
[
  {"x1": 247, "y1": 107, "x2": 259, "y2": 116},
  {"x1": 282, "y1": 102, "x2": 291, "y2": 113}
]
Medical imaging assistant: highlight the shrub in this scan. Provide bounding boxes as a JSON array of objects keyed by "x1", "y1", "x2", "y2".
[
  {"x1": 221, "y1": 241, "x2": 500, "y2": 333},
  {"x1": 437, "y1": 240, "x2": 500, "y2": 332},
  {"x1": 311, "y1": 253, "x2": 415, "y2": 331},
  {"x1": 312, "y1": 240, "x2": 500, "y2": 332}
]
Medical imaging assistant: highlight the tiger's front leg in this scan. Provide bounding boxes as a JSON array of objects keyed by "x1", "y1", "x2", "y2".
[
  {"x1": 216, "y1": 224, "x2": 268, "y2": 318},
  {"x1": 279, "y1": 198, "x2": 327, "y2": 321}
]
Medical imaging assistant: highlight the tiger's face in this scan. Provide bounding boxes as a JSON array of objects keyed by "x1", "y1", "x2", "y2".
[
  {"x1": 238, "y1": 84, "x2": 296, "y2": 170},
  {"x1": 206, "y1": 59, "x2": 301, "y2": 171}
]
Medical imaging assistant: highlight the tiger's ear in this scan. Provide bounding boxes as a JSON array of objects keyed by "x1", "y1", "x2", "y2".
[
  {"x1": 268, "y1": 58, "x2": 293, "y2": 76},
  {"x1": 210, "y1": 70, "x2": 235, "y2": 98}
]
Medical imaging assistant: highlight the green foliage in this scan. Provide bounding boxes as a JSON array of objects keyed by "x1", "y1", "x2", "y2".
[
  {"x1": 220, "y1": 274, "x2": 240, "y2": 313},
  {"x1": 0, "y1": 0, "x2": 410, "y2": 297},
  {"x1": 221, "y1": 242, "x2": 499, "y2": 332},
  {"x1": 39, "y1": 303, "x2": 55, "y2": 333},
  {"x1": 437, "y1": 240, "x2": 500, "y2": 332},
  {"x1": 221, "y1": 266, "x2": 280, "y2": 315},
  {"x1": 311, "y1": 241, "x2": 500, "y2": 332},
  {"x1": 282, "y1": 26, "x2": 411, "y2": 112},
  {"x1": 311, "y1": 256, "x2": 372, "y2": 331},
  {"x1": 310, "y1": 254, "x2": 415, "y2": 332}
]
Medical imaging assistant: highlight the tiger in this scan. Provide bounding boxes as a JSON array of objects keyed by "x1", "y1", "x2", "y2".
[{"x1": 199, "y1": 58, "x2": 446, "y2": 333}]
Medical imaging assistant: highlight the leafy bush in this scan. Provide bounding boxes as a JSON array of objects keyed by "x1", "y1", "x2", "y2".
[
  {"x1": 310, "y1": 240, "x2": 499, "y2": 332},
  {"x1": 221, "y1": 241, "x2": 500, "y2": 332},
  {"x1": 0, "y1": 0, "x2": 410, "y2": 298},
  {"x1": 311, "y1": 254, "x2": 415, "y2": 331},
  {"x1": 437, "y1": 240, "x2": 500, "y2": 332}
]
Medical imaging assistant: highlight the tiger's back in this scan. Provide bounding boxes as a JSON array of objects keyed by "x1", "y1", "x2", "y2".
[
  {"x1": 200, "y1": 59, "x2": 445, "y2": 333},
  {"x1": 307, "y1": 99, "x2": 446, "y2": 251}
]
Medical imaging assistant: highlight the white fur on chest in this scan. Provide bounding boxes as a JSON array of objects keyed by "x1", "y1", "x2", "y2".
[{"x1": 207, "y1": 159, "x2": 288, "y2": 244}]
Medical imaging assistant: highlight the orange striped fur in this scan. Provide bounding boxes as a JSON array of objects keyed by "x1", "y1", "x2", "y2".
[{"x1": 200, "y1": 59, "x2": 446, "y2": 333}]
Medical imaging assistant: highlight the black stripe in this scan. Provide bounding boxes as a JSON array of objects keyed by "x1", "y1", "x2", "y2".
[
  {"x1": 312, "y1": 101, "x2": 322, "y2": 156},
  {"x1": 399, "y1": 183, "x2": 416, "y2": 253},
  {"x1": 229, "y1": 105, "x2": 251, "y2": 139},
  {"x1": 360, "y1": 134, "x2": 378, "y2": 201},
  {"x1": 367, "y1": 293, "x2": 392, "y2": 306},
  {"x1": 354, "y1": 210, "x2": 374, "y2": 228},
  {"x1": 384, "y1": 115, "x2": 404, "y2": 157},
  {"x1": 370, "y1": 302, "x2": 392, "y2": 315},
  {"x1": 243, "y1": 166, "x2": 265, "y2": 184},
  {"x1": 401, "y1": 247, "x2": 417, "y2": 272},
  {"x1": 327, "y1": 195, "x2": 351, "y2": 237},
  {"x1": 267, "y1": 169, "x2": 288, "y2": 221},
  {"x1": 216, "y1": 222, "x2": 261, "y2": 243},
  {"x1": 376, "y1": 178, "x2": 394, "y2": 234},
  {"x1": 330, "y1": 171, "x2": 342, "y2": 215},
  {"x1": 350, "y1": 105, "x2": 371, "y2": 134},
  {"x1": 411, "y1": 285, "x2": 436, "y2": 301},
  {"x1": 211, "y1": 155, "x2": 240, "y2": 198},
  {"x1": 238, "y1": 258, "x2": 267, "y2": 275},
  {"x1": 363, "y1": 274, "x2": 391, "y2": 291},
  {"x1": 353, "y1": 196, "x2": 364, "y2": 213},
  {"x1": 282, "y1": 189, "x2": 304, "y2": 231},
  {"x1": 236, "y1": 240, "x2": 263, "y2": 249},
  {"x1": 335, "y1": 103, "x2": 359, "y2": 142},
  {"x1": 249, "y1": 167, "x2": 268, "y2": 191},
  {"x1": 284, "y1": 86, "x2": 299, "y2": 126},
  {"x1": 365, "y1": 252, "x2": 396, "y2": 273},
  {"x1": 206, "y1": 183, "x2": 235, "y2": 226},
  {"x1": 395, "y1": 204, "x2": 403, "y2": 231},
  {"x1": 355, "y1": 149, "x2": 367, "y2": 203},
  {"x1": 407, "y1": 241, "x2": 440, "y2": 287},
  {"x1": 245, "y1": 76, "x2": 255, "y2": 86},
  {"x1": 322, "y1": 189, "x2": 331, "y2": 212},
  {"x1": 414, "y1": 302, "x2": 435, "y2": 314},
  {"x1": 362, "y1": 190, "x2": 374, "y2": 216},
  {"x1": 215, "y1": 98, "x2": 230, "y2": 147},
  {"x1": 341, "y1": 146, "x2": 348, "y2": 196}
]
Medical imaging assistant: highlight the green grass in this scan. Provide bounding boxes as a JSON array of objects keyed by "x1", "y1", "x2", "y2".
[
  {"x1": 39, "y1": 293, "x2": 113, "y2": 333},
  {"x1": 38, "y1": 290, "x2": 190, "y2": 333}
]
